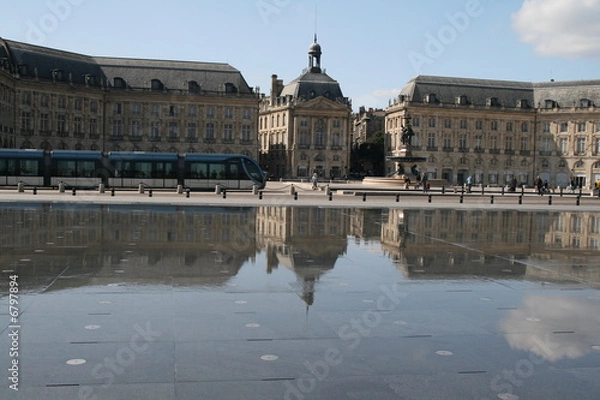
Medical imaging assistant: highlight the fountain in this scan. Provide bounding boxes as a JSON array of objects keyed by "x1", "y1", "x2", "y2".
[{"x1": 363, "y1": 114, "x2": 448, "y2": 188}]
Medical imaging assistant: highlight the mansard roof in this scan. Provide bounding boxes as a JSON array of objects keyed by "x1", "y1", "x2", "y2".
[
  {"x1": 279, "y1": 69, "x2": 346, "y2": 103},
  {"x1": 0, "y1": 37, "x2": 254, "y2": 93},
  {"x1": 398, "y1": 75, "x2": 600, "y2": 109}
]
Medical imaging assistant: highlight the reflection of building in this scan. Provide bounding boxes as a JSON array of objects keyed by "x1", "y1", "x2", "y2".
[
  {"x1": 0, "y1": 204, "x2": 258, "y2": 291},
  {"x1": 0, "y1": 37, "x2": 259, "y2": 156},
  {"x1": 258, "y1": 37, "x2": 352, "y2": 179},
  {"x1": 256, "y1": 207, "x2": 349, "y2": 305},
  {"x1": 386, "y1": 76, "x2": 600, "y2": 188}
]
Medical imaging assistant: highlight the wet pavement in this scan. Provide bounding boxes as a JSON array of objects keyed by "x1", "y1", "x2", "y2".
[{"x1": 0, "y1": 200, "x2": 599, "y2": 399}]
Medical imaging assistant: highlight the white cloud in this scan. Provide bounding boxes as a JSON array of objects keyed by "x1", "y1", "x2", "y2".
[{"x1": 512, "y1": 0, "x2": 600, "y2": 57}]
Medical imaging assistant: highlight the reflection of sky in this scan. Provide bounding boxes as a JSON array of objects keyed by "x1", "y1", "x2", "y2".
[{"x1": 500, "y1": 295, "x2": 600, "y2": 362}]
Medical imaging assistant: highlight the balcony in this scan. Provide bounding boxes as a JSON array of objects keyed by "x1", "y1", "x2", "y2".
[
  {"x1": 298, "y1": 143, "x2": 310, "y2": 149},
  {"x1": 458, "y1": 147, "x2": 469, "y2": 153},
  {"x1": 426, "y1": 146, "x2": 438, "y2": 152},
  {"x1": 109, "y1": 135, "x2": 123, "y2": 141},
  {"x1": 240, "y1": 139, "x2": 253, "y2": 145},
  {"x1": 489, "y1": 149, "x2": 501, "y2": 154},
  {"x1": 331, "y1": 145, "x2": 342, "y2": 150},
  {"x1": 519, "y1": 150, "x2": 531, "y2": 156},
  {"x1": 538, "y1": 150, "x2": 552, "y2": 156},
  {"x1": 222, "y1": 138, "x2": 235, "y2": 144},
  {"x1": 474, "y1": 147, "x2": 485, "y2": 153},
  {"x1": 186, "y1": 137, "x2": 198, "y2": 143},
  {"x1": 149, "y1": 137, "x2": 162, "y2": 142},
  {"x1": 504, "y1": 149, "x2": 515, "y2": 155},
  {"x1": 442, "y1": 147, "x2": 454, "y2": 152},
  {"x1": 203, "y1": 138, "x2": 216, "y2": 144}
]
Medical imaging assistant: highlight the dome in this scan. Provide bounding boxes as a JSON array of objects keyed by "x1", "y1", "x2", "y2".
[{"x1": 308, "y1": 41, "x2": 321, "y2": 55}]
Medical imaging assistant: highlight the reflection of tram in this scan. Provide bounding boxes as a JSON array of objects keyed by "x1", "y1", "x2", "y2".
[{"x1": 0, "y1": 149, "x2": 266, "y2": 190}]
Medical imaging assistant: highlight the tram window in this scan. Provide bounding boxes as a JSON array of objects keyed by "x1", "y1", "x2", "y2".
[
  {"x1": 227, "y1": 163, "x2": 242, "y2": 180},
  {"x1": 56, "y1": 160, "x2": 77, "y2": 177},
  {"x1": 0, "y1": 160, "x2": 10, "y2": 175},
  {"x1": 79, "y1": 161, "x2": 96, "y2": 177},
  {"x1": 136, "y1": 162, "x2": 152, "y2": 178},
  {"x1": 242, "y1": 158, "x2": 263, "y2": 180},
  {"x1": 154, "y1": 162, "x2": 175, "y2": 179},
  {"x1": 189, "y1": 162, "x2": 207, "y2": 179},
  {"x1": 209, "y1": 163, "x2": 226, "y2": 179}
]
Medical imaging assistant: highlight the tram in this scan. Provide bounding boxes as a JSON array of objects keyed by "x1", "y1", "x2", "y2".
[{"x1": 0, "y1": 149, "x2": 266, "y2": 190}]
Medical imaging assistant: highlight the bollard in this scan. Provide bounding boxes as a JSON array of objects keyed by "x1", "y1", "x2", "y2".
[
  {"x1": 441, "y1": 186, "x2": 445, "y2": 194},
  {"x1": 17, "y1": 181, "x2": 24, "y2": 193},
  {"x1": 72, "y1": 187, "x2": 76, "y2": 196},
  {"x1": 186, "y1": 188, "x2": 190, "y2": 198},
  {"x1": 481, "y1": 186, "x2": 485, "y2": 195},
  {"x1": 294, "y1": 191, "x2": 298, "y2": 200},
  {"x1": 396, "y1": 193, "x2": 400, "y2": 202},
  {"x1": 521, "y1": 186, "x2": 524, "y2": 195},
  {"x1": 576, "y1": 195, "x2": 580, "y2": 206},
  {"x1": 111, "y1": 187, "x2": 115, "y2": 196},
  {"x1": 259, "y1": 191, "x2": 263, "y2": 200},
  {"x1": 459, "y1": 195, "x2": 463, "y2": 203},
  {"x1": 222, "y1": 189, "x2": 226, "y2": 199},
  {"x1": 289, "y1": 184, "x2": 295, "y2": 195},
  {"x1": 138, "y1": 183, "x2": 144, "y2": 194},
  {"x1": 548, "y1": 195, "x2": 552, "y2": 205},
  {"x1": 215, "y1": 184, "x2": 221, "y2": 195},
  {"x1": 33, "y1": 186, "x2": 37, "y2": 195},
  {"x1": 59, "y1": 181, "x2": 65, "y2": 193},
  {"x1": 490, "y1": 195, "x2": 494, "y2": 204},
  {"x1": 362, "y1": 193, "x2": 367, "y2": 202},
  {"x1": 148, "y1": 189, "x2": 153, "y2": 197},
  {"x1": 252, "y1": 185, "x2": 258, "y2": 195},
  {"x1": 98, "y1": 183, "x2": 105, "y2": 194},
  {"x1": 560, "y1": 187, "x2": 563, "y2": 197},
  {"x1": 518, "y1": 195, "x2": 522, "y2": 204},
  {"x1": 501, "y1": 186, "x2": 505, "y2": 195},
  {"x1": 328, "y1": 192, "x2": 333, "y2": 201},
  {"x1": 176, "y1": 184, "x2": 183, "y2": 194},
  {"x1": 428, "y1": 194, "x2": 432, "y2": 203}
]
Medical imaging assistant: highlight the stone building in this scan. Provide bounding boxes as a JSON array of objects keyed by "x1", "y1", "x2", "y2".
[
  {"x1": 259, "y1": 36, "x2": 352, "y2": 180},
  {"x1": 386, "y1": 75, "x2": 600, "y2": 189},
  {"x1": 351, "y1": 106, "x2": 385, "y2": 146},
  {"x1": 0, "y1": 37, "x2": 260, "y2": 157}
]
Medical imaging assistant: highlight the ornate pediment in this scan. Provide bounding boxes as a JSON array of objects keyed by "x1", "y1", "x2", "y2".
[{"x1": 297, "y1": 96, "x2": 351, "y2": 111}]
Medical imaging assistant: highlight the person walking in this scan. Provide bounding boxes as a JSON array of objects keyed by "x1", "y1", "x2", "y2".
[
  {"x1": 311, "y1": 172, "x2": 318, "y2": 190},
  {"x1": 466, "y1": 175, "x2": 473, "y2": 193},
  {"x1": 534, "y1": 175, "x2": 543, "y2": 195}
]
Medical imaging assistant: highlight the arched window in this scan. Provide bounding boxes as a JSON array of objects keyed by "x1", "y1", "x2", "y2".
[
  {"x1": 188, "y1": 81, "x2": 200, "y2": 94},
  {"x1": 314, "y1": 154, "x2": 325, "y2": 162},
  {"x1": 151, "y1": 79, "x2": 163, "y2": 91},
  {"x1": 574, "y1": 161, "x2": 584, "y2": 168},
  {"x1": 540, "y1": 159, "x2": 550, "y2": 168},
  {"x1": 114, "y1": 77, "x2": 126, "y2": 89}
]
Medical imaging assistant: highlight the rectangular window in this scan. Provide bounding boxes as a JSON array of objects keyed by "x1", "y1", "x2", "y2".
[
  {"x1": 594, "y1": 138, "x2": 600, "y2": 155},
  {"x1": 242, "y1": 125, "x2": 251, "y2": 142},
  {"x1": 521, "y1": 122, "x2": 528, "y2": 132},
  {"x1": 22, "y1": 92, "x2": 31, "y2": 105},
  {"x1": 205, "y1": 123, "x2": 215, "y2": 139},
  {"x1": 444, "y1": 119, "x2": 452, "y2": 129},
  {"x1": 206, "y1": 107, "x2": 215, "y2": 119},
  {"x1": 300, "y1": 118, "x2": 308, "y2": 127},
  {"x1": 224, "y1": 107, "x2": 233, "y2": 119},
  {"x1": 460, "y1": 119, "x2": 468, "y2": 129},
  {"x1": 559, "y1": 138, "x2": 568, "y2": 154},
  {"x1": 543, "y1": 123, "x2": 550, "y2": 133},
  {"x1": 89, "y1": 118, "x2": 97, "y2": 136},
  {"x1": 491, "y1": 135, "x2": 498, "y2": 150},
  {"x1": 333, "y1": 119, "x2": 341, "y2": 128},
  {"x1": 169, "y1": 105, "x2": 178, "y2": 117},
  {"x1": 490, "y1": 121, "x2": 498, "y2": 131},
  {"x1": 132, "y1": 103, "x2": 142, "y2": 115},
  {"x1": 427, "y1": 132, "x2": 436, "y2": 148},
  {"x1": 114, "y1": 103, "x2": 122, "y2": 115},
  {"x1": 40, "y1": 94, "x2": 49, "y2": 107},
  {"x1": 428, "y1": 117, "x2": 436, "y2": 128},
  {"x1": 168, "y1": 122, "x2": 178, "y2": 139},
  {"x1": 223, "y1": 124, "x2": 233, "y2": 141},
  {"x1": 443, "y1": 135, "x2": 452, "y2": 149},
  {"x1": 560, "y1": 122, "x2": 568, "y2": 132},
  {"x1": 316, "y1": 131, "x2": 325, "y2": 146},
  {"x1": 74, "y1": 116, "x2": 83, "y2": 134},
  {"x1": 541, "y1": 137, "x2": 552, "y2": 152},
  {"x1": 578, "y1": 122, "x2": 587, "y2": 132},
  {"x1": 459, "y1": 135, "x2": 467, "y2": 150},
  {"x1": 412, "y1": 117, "x2": 420, "y2": 127},
  {"x1": 21, "y1": 111, "x2": 31, "y2": 130},
  {"x1": 243, "y1": 108, "x2": 251, "y2": 119},
  {"x1": 576, "y1": 137, "x2": 586, "y2": 154},
  {"x1": 58, "y1": 96, "x2": 66, "y2": 109},
  {"x1": 151, "y1": 105, "x2": 160, "y2": 116},
  {"x1": 40, "y1": 113, "x2": 50, "y2": 132},
  {"x1": 112, "y1": 120, "x2": 123, "y2": 137},
  {"x1": 74, "y1": 98, "x2": 82, "y2": 111},
  {"x1": 187, "y1": 123, "x2": 197, "y2": 139},
  {"x1": 505, "y1": 136, "x2": 513, "y2": 150},
  {"x1": 131, "y1": 120, "x2": 141, "y2": 137},
  {"x1": 506, "y1": 122, "x2": 513, "y2": 132},
  {"x1": 150, "y1": 122, "x2": 160, "y2": 140},
  {"x1": 57, "y1": 114, "x2": 67, "y2": 133},
  {"x1": 475, "y1": 120, "x2": 483, "y2": 130},
  {"x1": 188, "y1": 106, "x2": 197, "y2": 118},
  {"x1": 520, "y1": 136, "x2": 528, "y2": 151},
  {"x1": 90, "y1": 100, "x2": 98, "y2": 113}
]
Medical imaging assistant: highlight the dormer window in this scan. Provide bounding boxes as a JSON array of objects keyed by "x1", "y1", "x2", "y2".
[
  {"x1": 580, "y1": 98, "x2": 592, "y2": 108},
  {"x1": 188, "y1": 81, "x2": 200, "y2": 94},
  {"x1": 151, "y1": 79, "x2": 163, "y2": 91},
  {"x1": 486, "y1": 97, "x2": 499, "y2": 107},
  {"x1": 517, "y1": 99, "x2": 529, "y2": 108},
  {"x1": 456, "y1": 95, "x2": 468, "y2": 105},
  {"x1": 84, "y1": 74, "x2": 97, "y2": 86},
  {"x1": 51, "y1": 69, "x2": 64, "y2": 81},
  {"x1": 544, "y1": 99, "x2": 556, "y2": 109},
  {"x1": 424, "y1": 93, "x2": 437, "y2": 104},
  {"x1": 113, "y1": 77, "x2": 126, "y2": 89},
  {"x1": 18, "y1": 64, "x2": 29, "y2": 76},
  {"x1": 224, "y1": 82, "x2": 237, "y2": 93}
]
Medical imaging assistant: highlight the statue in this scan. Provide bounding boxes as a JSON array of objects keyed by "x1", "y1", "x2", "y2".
[{"x1": 401, "y1": 123, "x2": 414, "y2": 146}]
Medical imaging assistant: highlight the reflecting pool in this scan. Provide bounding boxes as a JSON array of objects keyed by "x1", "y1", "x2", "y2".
[{"x1": 1, "y1": 204, "x2": 599, "y2": 399}]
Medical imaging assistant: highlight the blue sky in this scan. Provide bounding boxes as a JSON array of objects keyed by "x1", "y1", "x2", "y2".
[{"x1": 2, "y1": 0, "x2": 600, "y2": 111}]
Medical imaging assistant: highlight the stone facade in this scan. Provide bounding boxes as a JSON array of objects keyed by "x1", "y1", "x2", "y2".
[
  {"x1": 259, "y1": 37, "x2": 352, "y2": 180},
  {"x1": 386, "y1": 76, "x2": 600, "y2": 189},
  {"x1": 0, "y1": 38, "x2": 260, "y2": 158}
]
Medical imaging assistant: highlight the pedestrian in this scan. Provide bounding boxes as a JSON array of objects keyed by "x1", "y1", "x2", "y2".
[
  {"x1": 311, "y1": 172, "x2": 318, "y2": 190},
  {"x1": 534, "y1": 175, "x2": 543, "y2": 195},
  {"x1": 509, "y1": 177, "x2": 517, "y2": 192},
  {"x1": 466, "y1": 175, "x2": 473, "y2": 193},
  {"x1": 421, "y1": 173, "x2": 428, "y2": 192}
]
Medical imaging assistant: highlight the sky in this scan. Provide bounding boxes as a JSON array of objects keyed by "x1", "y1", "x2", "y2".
[{"x1": 2, "y1": 0, "x2": 600, "y2": 111}]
